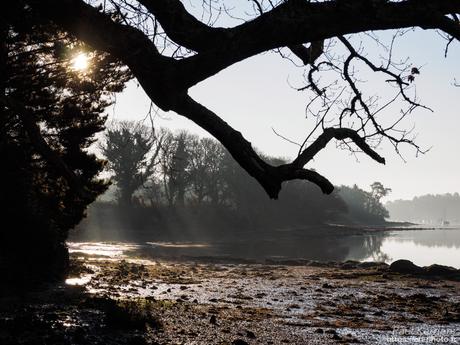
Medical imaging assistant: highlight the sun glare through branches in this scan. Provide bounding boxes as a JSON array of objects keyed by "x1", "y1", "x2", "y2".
[{"x1": 71, "y1": 52, "x2": 90, "y2": 72}]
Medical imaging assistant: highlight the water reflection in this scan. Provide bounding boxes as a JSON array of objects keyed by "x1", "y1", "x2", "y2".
[
  {"x1": 354, "y1": 229, "x2": 460, "y2": 268},
  {"x1": 146, "y1": 242, "x2": 210, "y2": 248},
  {"x1": 135, "y1": 238, "x2": 353, "y2": 262},
  {"x1": 67, "y1": 228, "x2": 460, "y2": 269},
  {"x1": 69, "y1": 242, "x2": 141, "y2": 257},
  {"x1": 344, "y1": 235, "x2": 391, "y2": 263},
  {"x1": 389, "y1": 229, "x2": 460, "y2": 248}
]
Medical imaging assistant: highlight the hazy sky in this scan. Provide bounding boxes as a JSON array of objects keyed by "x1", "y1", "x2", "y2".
[{"x1": 108, "y1": 27, "x2": 459, "y2": 202}]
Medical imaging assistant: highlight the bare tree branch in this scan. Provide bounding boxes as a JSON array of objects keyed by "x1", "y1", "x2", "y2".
[
  {"x1": 293, "y1": 127, "x2": 386, "y2": 169},
  {"x1": 16, "y1": 0, "x2": 460, "y2": 198}
]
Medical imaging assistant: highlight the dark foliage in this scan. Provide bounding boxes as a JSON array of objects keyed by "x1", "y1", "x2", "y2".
[{"x1": 0, "y1": 11, "x2": 130, "y2": 283}]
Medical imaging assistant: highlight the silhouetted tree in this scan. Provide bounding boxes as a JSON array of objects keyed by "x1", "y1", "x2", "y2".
[
  {"x1": 339, "y1": 183, "x2": 390, "y2": 224},
  {"x1": 171, "y1": 132, "x2": 190, "y2": 207},
  {"x1": 0, "y1": 12, "x2": 130, "y2": 282},
  {"x1": 17, "y1": 0, "x2": 460, "y2": 198},
  {"x1": 187, "y1": 136, "x2": 208, "y2": 205},
  {"x1": 158, "y1": 131, "x2": 192, "y2": 207},
  {"x1": 188, "y1": 137, "x2": 226, "y2": 205},
  {"x1": 101, "y1": 121, "x2": 162, "y2": 206},
  {"x1": 367, "y1": 182, "x2": 392, "y2": 219},
  {"x1": 370, "y1": 182, "x2": 392, "y2": 202}
]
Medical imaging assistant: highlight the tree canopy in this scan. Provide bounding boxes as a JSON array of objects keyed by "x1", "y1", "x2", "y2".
[{"x1": 5, "y1": 0, "x2": 460, "y2": 198}]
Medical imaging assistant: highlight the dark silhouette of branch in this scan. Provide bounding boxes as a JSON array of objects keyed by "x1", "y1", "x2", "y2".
[
  {"x1": 16, "y1": 0, "x2": 460, "y2": 198},
  {"x1": 293, "y1": 127, "x2": 385, "y2": 169}
]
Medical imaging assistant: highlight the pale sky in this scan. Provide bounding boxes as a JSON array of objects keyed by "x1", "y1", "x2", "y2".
[{"x1": 108, "y1": 28, "x2": 459, "y2": 202}]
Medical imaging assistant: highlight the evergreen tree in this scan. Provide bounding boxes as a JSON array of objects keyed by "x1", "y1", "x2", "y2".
[{"x1": 0, "y1": 14, "x2": 130, "y2": 283}]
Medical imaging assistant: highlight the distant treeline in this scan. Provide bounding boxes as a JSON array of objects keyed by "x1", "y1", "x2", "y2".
[
  {"x1": 74, "y1": 121, "x2": 390, "y2": 241},
  {"x1": 386, "y1": 193, "x2": 460, "y2": 224}
]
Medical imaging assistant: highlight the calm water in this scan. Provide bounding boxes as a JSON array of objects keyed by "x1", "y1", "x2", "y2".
[
  {"x1": 68, "y1": 228, "x2": 460, "y2": 268},
  {"x1": 352, "y1": 228, "x2": 460, "y2": 268}
]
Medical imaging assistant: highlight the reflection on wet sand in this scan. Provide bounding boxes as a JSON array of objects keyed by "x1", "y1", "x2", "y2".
[{"x1": 65, "y1": 275, "x2": 93, "y2": 286}]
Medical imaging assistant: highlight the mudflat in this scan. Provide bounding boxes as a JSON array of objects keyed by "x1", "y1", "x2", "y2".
[{"x1": 1, "y1": 254, "x2": 459, "y2": 345}]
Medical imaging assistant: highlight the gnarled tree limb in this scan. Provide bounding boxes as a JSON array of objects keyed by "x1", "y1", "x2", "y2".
[{"x1": 18, "y1": 0, "x2": 460, "y2": 198}]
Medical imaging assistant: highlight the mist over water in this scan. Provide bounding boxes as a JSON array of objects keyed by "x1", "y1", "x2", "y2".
[{"x1": 72, "y1": 166, "x2": 460, "y2": 269}]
